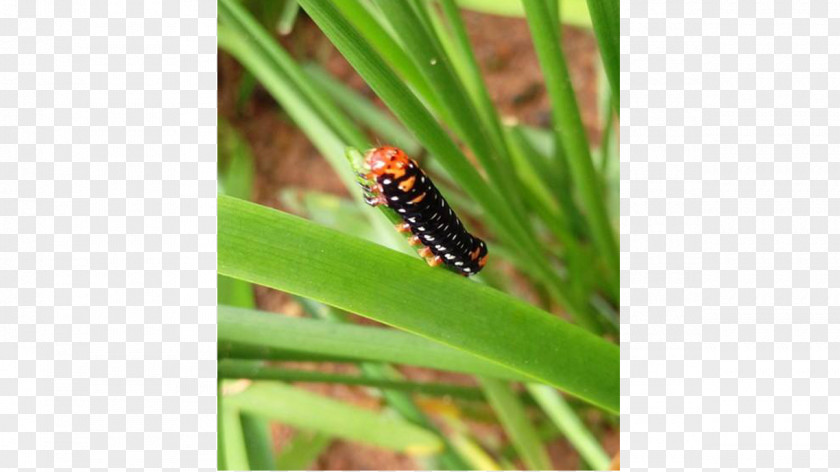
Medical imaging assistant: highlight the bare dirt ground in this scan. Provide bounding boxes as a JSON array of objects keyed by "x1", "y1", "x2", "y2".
[{"x1": 218, "y1": 9, "x2": 616, "y2": 470}]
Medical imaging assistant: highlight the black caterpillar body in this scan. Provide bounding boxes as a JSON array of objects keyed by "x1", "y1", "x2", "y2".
[{"x1": 362, "y1": 146, "x2": 488, "y2": 276}]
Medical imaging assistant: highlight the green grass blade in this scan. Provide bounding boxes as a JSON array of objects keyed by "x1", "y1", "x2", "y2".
[
  {"x1": 276, "y1": 0, "x2": 301, "y2": 35},
  {"x1": 332, "y1": 0, "x2": 443, "y2": 114},
  {"x1": 274, "y1": 431, "x2": 332, "y2": 471},
  {"x1": 220, "y1": 402, "x2": 250, "y2": 470},
  {"x1": 521, "y1": 0, "x2": 620, "y2": 287},
  {"x1": 371, "y1": 0, "x2": 526, "y2": 226},
  {"x1": 527, "y1": 384, "x2": 611, "y2": 470},
  {"x1": 479, "y1": 378, "x2": 551, "y2": 470},
  {"x1": 219, "y1": 359, "x2": 486, "y2": 401},
  {"x1": 218, "y1": 196, "x2": 619, "y2": 412},
  {"x1": 582, "y1": 0, "x2": 619, "y2": 115},
  {"x1": 218, "y1": 305, "x2": 530, "y2": 382},
  {"x1": 301, "y1": 63, "x2": 422, "y2": 156},
  {"x1": 219, "y1": 0, "x2": 369, "y2": 150},
  {"x1": 240, "y1": 413, "x2": 276, "y2": 470},
  {"x1": 218, "y1": 118, "x2": 257, "y2": 309},
  {"x1": 224, "y1": 381, "x2": 443, "y2": 455}
]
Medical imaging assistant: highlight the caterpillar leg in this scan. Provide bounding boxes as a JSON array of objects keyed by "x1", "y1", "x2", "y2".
[
  {"x1": 395, "y1": 222, "x2": 411, "y2": 233},
  {"x1": 407, "y1": 235, "x2": 422, "y2": 246},
  {"x1": 418, "y1": 246, "x2": 433, "y2": 258},
  {"x1": 426, "y1": 255, "x2": 443, "y2": 267},
  {"x1": 364, "y1": 193, "x2": 387, "y2": 207}
]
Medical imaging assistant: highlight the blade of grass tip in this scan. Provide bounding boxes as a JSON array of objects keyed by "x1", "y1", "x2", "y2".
[
  {"x1": 274, "y1": 430, "x2": 332, "y2": 471},
  {"x1": 526, "y1": 384, "x2": 611, "y2": 470},
  {"x1": 479, "y1": 378, "x2": 551, "y2": 470},
  {"x1": 239, "y1": 413, "x2": 276, "y2": 470},
  {"x1": 302, "y1": 63, "x2": 422, "y2": 156},
  {"x1": 225, "y1": 381, "x2": 443, "y2": 455},
  {"x1": 276, "y1": 0, "x2": 301, "y2": 35},
  {"x1": 521, "y1": 0, "x2": 620, "y2": 289},
  {"x1": 582, "y1": 0, "x2": 619, "y2": 115},
  {"x1": 218, "y1": 197, "x2": 620, "y2": 412},
  {"x1": 218, "y1": 359, "x2": 487, "y2": 401},
  {"x1": 332, "y1": 0, "x2": 443, "y2": 115}
]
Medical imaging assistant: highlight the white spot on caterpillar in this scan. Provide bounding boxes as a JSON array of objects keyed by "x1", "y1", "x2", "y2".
[
  {"x1": 383, "y1": 179, "x2": 392, "y2": 184},
  {"x1": 418, "y1": 227, "x2": 425, "y2": 231},
  {"x1": 398, "y1": 209, "x2": 406, "y2": 213},
  {"x1": 445, "y1": 254, "x2": 456, "y2": 260},
  {"x1": 390, "y1": 196, "x2": 399, "y2": 201},
  {"x1": 463, "y1": 268, "x2": 471, "y2": 272},
  {"x1": 407, "y1": 217, "x2": 416, "y2": 223},
  {"x1": 424, "y1": 235, "x2": 435, "y2": 241},
  {"x1": 455, "y1": 261, "x2": 463, "y2": 266}
]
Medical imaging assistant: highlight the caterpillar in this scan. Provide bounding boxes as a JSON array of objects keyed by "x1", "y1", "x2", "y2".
[{"x1": 359, "y1": 146, "x2": 488, "y2": 276}]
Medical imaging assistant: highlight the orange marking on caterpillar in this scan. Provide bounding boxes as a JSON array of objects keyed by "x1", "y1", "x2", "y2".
[
  {"x1": 470, "y1": 246, "x2": 481, "y2": 261},
  {"x1": 409, "y1": 192, "x2": 427, "y2": 204},
  {"x1": 398, "y1": 175, "x2": 416, "y2": 192},
  {"x1": 479, "y1": 254, "x2": 489, "y2": 268}
]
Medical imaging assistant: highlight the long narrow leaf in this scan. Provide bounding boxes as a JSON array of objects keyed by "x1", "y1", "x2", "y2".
[
  {"x1": 582, "y1": 0, "x2": 619, "y2": 115},
  {"x1": 240, "y1": 414, "x2": 276, "y2": 470},
  {"x1": 218, "y1": 196, "x2": 619, "y2": 412},
  {"x1": 219, "y1": 359, "x2": 486, "y2": 401},
  {"x1": 219, "y1": 305, "x2": 529, "y2": 382},
  {"x1": 527, "y1": 384, "x2": 611, "y2": 470},
  {"x1": 224, "y1": 381, "x2": 443, "y2": 455},
  {"x1": 480, "y1": 378, "x2": 551, "y2": 470}
]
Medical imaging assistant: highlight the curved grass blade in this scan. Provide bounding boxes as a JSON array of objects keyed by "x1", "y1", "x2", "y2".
[
  {"x1": 218, "y1": 196, "x2": 619, "y2": 413},
  {"x1": 224, "y1": 381, "x2": 443, "y2": 455}
]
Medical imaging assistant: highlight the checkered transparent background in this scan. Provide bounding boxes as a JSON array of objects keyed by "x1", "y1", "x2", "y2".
[
  {"x1": 1, "y1": 1, "x2": 216, "y2": 470},
  {"x1": 623, "y1": 1, "x2": 839, "y2": 470}
]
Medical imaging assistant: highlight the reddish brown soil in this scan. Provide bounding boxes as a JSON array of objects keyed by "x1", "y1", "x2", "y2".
[{"x1": 219, "y1": 8, "x2": 615, "y2": 471}]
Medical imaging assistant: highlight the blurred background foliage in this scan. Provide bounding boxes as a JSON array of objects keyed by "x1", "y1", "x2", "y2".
[{"x1": 217, "y1": 0, "x2": 619, "y2": 469}]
